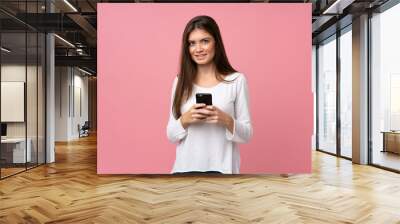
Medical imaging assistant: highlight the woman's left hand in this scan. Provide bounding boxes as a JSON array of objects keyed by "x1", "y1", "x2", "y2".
[{"x1": 204, "y1": 105, "x2": 234, "y2": 133}]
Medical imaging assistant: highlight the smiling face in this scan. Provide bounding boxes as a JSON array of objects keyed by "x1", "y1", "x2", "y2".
[{"x1": 188, "y1": 28, "x2": 216, "y2": 66}]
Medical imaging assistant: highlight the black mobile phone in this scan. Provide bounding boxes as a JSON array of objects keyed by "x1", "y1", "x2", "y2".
[{"x1": 196, "y1": 93, "x2": 212, "y2": 105}]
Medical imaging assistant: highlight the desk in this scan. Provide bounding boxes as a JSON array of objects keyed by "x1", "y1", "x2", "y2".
[
  {"x1": 1, "y1": 138, "x2": 31, "y2": 163},
  {"x1": 381, "y1": 131, "x2": 400, "y2": 154}
]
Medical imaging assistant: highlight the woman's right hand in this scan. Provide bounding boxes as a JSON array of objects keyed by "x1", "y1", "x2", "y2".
[{"x1": 180, "y1": 103, "x2": 209, "y2": 129}]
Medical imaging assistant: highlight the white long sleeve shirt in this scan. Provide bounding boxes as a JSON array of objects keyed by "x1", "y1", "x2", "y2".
[{"x1": 166, "y1": 72, "x2": 252, "y2": 174}]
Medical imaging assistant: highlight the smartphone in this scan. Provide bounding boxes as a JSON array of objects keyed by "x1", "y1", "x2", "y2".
[{"x1": 196, "y1": 93, "x2": 212, "y2": 105}]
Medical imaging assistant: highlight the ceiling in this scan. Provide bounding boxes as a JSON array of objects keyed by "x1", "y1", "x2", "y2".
[{"x1": 0, "y1": 0, "x2": 393, "y2": 75}]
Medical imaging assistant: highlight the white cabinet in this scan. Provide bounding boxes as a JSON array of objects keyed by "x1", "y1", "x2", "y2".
[{"x1": 1, "y1": 138, "x2": 32, "y2": 163}]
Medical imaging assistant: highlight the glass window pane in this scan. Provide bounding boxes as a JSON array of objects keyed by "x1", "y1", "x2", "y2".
[
  {"x1": 1, "y1": 1, "x2": 46, "y2": 179},
  {"x1": 38, "y1": 32, "x2": 45, "y2": 165},
  {"x1": 1, "y1": 30, "x2": 27, "y2": 177},
  {"x1": 340, "y1": 28, "x2": 352, "y2": 158},
  {"x1": 318, "y1": 36, "x2": 337, "y2": 154},
  {"x1": 371, "y1": 3, "x2": 400, "y2": 171},
  {"x1": 27, "y1": 31, "x2": 38, "y2": 169},
  {"x1": 312, "y1": 45, "x2": 317, "y2": 150}
]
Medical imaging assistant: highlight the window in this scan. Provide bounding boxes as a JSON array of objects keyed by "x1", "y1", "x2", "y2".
[
  {"x1": 317, "y1": 35, "x2": 337, "y2": 154},
  {"x1": 0, "y1": 1, "x2": 47, "y2": 179},
  {"x1": 340, "y1": 27, "x2": 352, "y2": 158},
  {"x1": 371, "y1": 2, "x2": 400, "y2": 171}
]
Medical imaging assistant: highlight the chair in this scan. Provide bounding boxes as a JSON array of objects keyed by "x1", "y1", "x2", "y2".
[{"x1": 79, "y1": 121, "x2": 90, "y2": 138}]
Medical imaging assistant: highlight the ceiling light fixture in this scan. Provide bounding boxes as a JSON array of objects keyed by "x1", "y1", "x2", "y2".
[
  {"x1": 63, "y1": 0, "x2": 78, "y2": 12},
  {"x1": 78, "y1": 67, "x2": 93, "y2": 76},
  {"x1": 322, "y1": 0, "x2": 354, "y2": 15},
  {"x1": 1, "y1": 47, "x2": 11, "y2": 53},
  {"x1": 76, "y1": 48, "x2": 85, "y2": 55},
  {"x1": 54, "y1": 34, "x2": 75, "y2": 48}
]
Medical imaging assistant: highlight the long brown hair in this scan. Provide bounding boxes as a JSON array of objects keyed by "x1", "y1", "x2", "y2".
[{"x1": 173, "y1": 15, "x2": 237, "y2": 119}]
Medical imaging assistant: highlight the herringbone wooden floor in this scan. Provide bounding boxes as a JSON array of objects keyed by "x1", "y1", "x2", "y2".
[{"x1": 1, "y1": 134, "x2": 400, "y2": 224}]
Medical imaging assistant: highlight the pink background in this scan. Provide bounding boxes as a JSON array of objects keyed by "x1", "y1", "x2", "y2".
[{"x1": 98, "y1": 3, "x2": 312, "y2": 174}]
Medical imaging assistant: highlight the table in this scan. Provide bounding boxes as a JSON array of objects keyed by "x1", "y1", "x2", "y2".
[{"x1": 381, "y1": 131, "x2": 400, "y2": 154}]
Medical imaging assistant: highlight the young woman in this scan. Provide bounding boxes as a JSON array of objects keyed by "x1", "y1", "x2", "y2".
[{"x1": 167, "y1": 15, "x2": 253, "y2": 174}]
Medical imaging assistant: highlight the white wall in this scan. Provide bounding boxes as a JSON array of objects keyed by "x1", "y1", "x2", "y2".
[
  {"x1": 55, "y1": 66, "x2": 70, "y2": 141},
  {"x1": 1, "y1": 65, "x2": 26, "y2": 131},
  {"x1": 1, "y1": 65, "x2": 41, "y2": 137},
  {"x1": 55, "y1": 67, "x2": 89, "y2": 141},
  {"x1": 72, "y1": 73, "x2": 89, "y2": 138}
]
